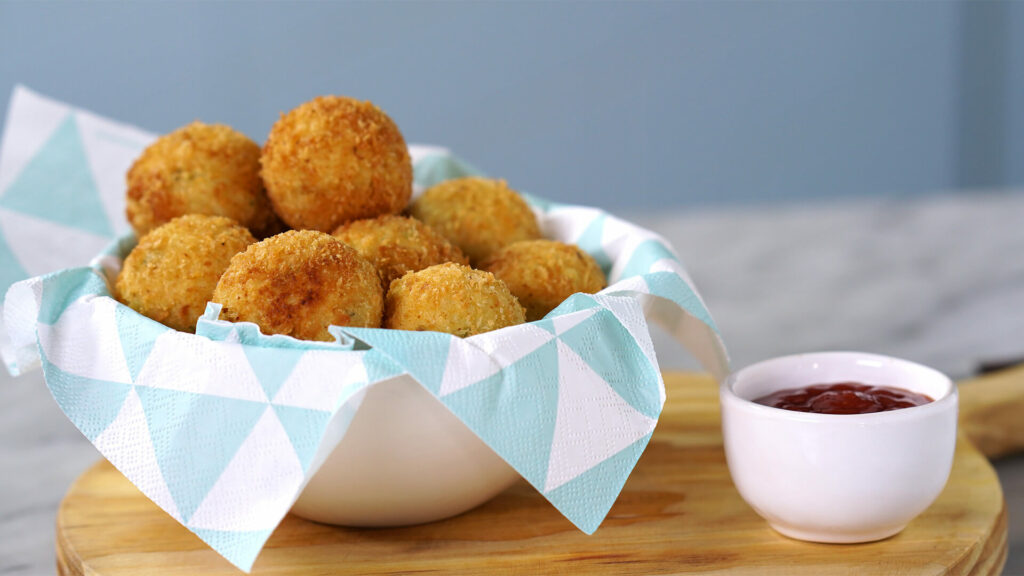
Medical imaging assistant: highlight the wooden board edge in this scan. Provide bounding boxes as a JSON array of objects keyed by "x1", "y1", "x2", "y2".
[
  {"x1": 56, "y1": 460, "x2": 97, "y2": 576},
  {"x1": 958, "y1": 364, "x2": 1024, "y2": 459}
]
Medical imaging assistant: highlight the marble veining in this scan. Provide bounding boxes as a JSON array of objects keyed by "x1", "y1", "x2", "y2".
[
  {"x1": 2, "y1": 190, "x2": 1023, "y2": 574},
  {"x1": 631, "y1": 191, "x2": 1024, "y2": 380}
]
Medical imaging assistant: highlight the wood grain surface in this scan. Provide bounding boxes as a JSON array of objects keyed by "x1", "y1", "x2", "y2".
[
  {"x1": 959, "y1": 363, "x2": 1024, "y2": 459},
  {"x1": 56, "y1": 372, "x2": 1007, "y2": 575}
]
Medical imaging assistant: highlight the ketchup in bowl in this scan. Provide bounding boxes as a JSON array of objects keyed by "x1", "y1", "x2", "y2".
[{"x1": 754, "y1": 382, "x2": 933, "y2": 415}]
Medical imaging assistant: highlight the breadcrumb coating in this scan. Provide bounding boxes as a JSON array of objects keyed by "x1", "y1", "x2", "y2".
[
  {"x1": 260, "y1": 96, "x2": 412, "y2": 232},
  {"x1": 213, "y1": 230, "x2": 383, "y2": 341},
  {"x1": 409, "y1": 177, "x2": 541, "y2": 264},
  {"x1": 116, "y1": 214, "x2": 256, "y2": 332},
  {"x1": 126, "y1": 122, "x2": 282, "y2": 238},
  {"x1": 333, "y1": 214, "x2": 467, "y2": 289},
  {"x1": 384, "y1": 262, "x2": 525, "y2": 337},
  {"x1": 482, "y1": 240, "x2": 606, "y2": 322}
]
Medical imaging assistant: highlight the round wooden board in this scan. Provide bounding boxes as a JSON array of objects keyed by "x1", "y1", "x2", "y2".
[{"x1": 57, "y1": 373, "x2": 1006, "y2": 575}]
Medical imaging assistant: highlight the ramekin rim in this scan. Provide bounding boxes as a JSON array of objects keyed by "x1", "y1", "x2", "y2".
[{"x1": 721, "y1": 351, "x2": 957, "y2": 423}]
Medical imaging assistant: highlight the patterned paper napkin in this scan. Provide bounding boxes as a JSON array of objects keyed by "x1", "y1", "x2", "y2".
[{"x1": 0, "y1": 86, "x2": 729, "y2": 571}]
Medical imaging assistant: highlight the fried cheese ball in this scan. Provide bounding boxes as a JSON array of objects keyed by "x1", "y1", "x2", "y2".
[
  {"x1": 333, "y1": 215, "x2": 468, "y2": 289},
  {"x1": 482, "y1": 240, "x2": 606, "y2": 322},
  {"x1": 213, "y1": 230, "x2": 383, "y2": 341},
  {"x1": 116, "y1": 214, "x2": 256, "y2": 332},
  {"x1": 126, "y1": 122, "x2": 282, "y2": 238},
  {"x1": 409, "y1": 177, "x2": 541, "y2": 264},
  {"x1": 260, "y1": 96, "x2": 412, "y2": 232},
  {"x1": 385, "y1": 263, "x2": 525, "y2": 337}
]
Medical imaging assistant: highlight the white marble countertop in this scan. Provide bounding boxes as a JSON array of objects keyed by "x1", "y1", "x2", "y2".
[{"x1": 2, "y1": 190, "x2": 1022, "y2": 574}]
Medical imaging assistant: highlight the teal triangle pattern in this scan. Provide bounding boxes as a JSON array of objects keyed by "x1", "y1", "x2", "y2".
[
  {"x1": 189, "y1": 528, "x2": 274, "y2": 572},
  {"x1": 362, "y1": 348, "x2": 403, "y2": 385},
  {"x1": 546, "y1": 292, "x2": 600, "y2": 317},
  {"x1": 135, "y1": 387, "x2": 268, "y2": 523},
  {"x1": 555, "y1": 309, "x2": 662, "y2": 420},
  {"x1": 115, "y1": 305, "x2": 172, "y2": 382},
  {"x1": 196, "y1": 303, "x2": 357, "y2": 352},
  {"x1": 244, "y1": 346, "x2": 306, "y2": 402},
  {"x1": 531, "y1": 317, "x2": 557, "y2": 335},
  {"x1": 545, "y1": 432, "x2": 654, "y2": 534},
  {"x1": 40, "y1": 349, "x2": 131, "y2": 442},
  {"x1": 0, "y1": 113, "x2": 114, "y2": 238},
  {"x1": 412, "y1": 154, "x2": 484, "y2": 189},
  {"x1": 520, "y1": 191, "x2": 555, "y2": 214},
  {"x1": 271, "y1": 404, "x2": 330, "y2": 473},
  {"x1": 574, "y1": 215, "x2": 613, "y2": 275},
  {"x1": 343, "y1": 328, "x2": 451, "y2": 395},
  {"x1": 441, "y1": 340, "x2": 560, "y2": 489},
  {"x1": 642, "y1": 271, "x2": 718, "y2": 334},
  {"x1": 37, "y1": 267, "x2": 110, "y2": 325},
  {"x1": 0, "y1": 231, "x2": 28, "y2": 296},
  {"x1": 618, "y1": 239, "x2": 677, "y2": 280}
]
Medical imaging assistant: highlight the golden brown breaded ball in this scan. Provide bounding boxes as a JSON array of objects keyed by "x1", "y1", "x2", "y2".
[
  {"x1": 384, "y1": 262, "x2": 525, "y2": 337},
  {"x1": 260, "y1": 96, "x2": 412, "y2": 232},
  {"x1": 212, "y1": 230, "x2": 383, "y2": 342},
  {"x1": 482, "y1": 240, "x2": 606, "y2": 322},
  {"x1": 126, "y1": 122, "x2": 282, "y2": 238},
  {"x1": 333, "y1": 214, "x2": 468, "y2": 289},
  {"x1": 116, "y1": 214, "x2": 256, "y2": 332},
  {"x1": 409, "y1": 177, "x2": 541, "y2": 264}
]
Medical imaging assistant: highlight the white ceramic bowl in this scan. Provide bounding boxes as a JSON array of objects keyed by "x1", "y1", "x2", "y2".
[
  {"x1": 721, "y1": 351, "x2": 958, "y2": 543},
  {"x1": 291, "y1": 375, "x2": 520, "y2": 526}
]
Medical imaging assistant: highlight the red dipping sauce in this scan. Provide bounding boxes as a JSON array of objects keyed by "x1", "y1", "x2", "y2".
[{"x1": 754, "y1": 382, "x2": 933, "y2": 415}]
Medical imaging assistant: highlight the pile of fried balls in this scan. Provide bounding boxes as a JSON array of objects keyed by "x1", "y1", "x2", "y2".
[{"x1": 115, "y1": 96, "x2": 606, "y2": 341}]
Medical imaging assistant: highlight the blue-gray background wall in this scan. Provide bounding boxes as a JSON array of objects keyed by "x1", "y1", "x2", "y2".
[{"x1": 1, "y1": 1, "x2": 1022, "y2": 210}]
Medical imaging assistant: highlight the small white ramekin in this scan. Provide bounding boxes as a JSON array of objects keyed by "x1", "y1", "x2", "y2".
[{"x1": 721, "y1": 351, "x2": 958, "y2": 543}]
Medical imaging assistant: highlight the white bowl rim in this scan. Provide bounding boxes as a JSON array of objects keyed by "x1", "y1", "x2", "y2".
[{"x1": 722, "y1": 351, "x2": 957, "y2": 424}]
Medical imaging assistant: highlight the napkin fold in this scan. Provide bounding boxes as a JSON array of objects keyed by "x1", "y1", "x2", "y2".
[{"x1": 0, "y1": 86, "x2": 728, "y2": 572}]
